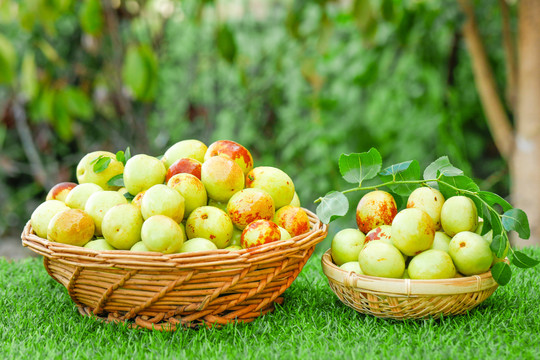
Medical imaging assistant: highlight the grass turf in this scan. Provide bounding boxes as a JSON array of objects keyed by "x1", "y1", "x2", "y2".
[{"x1": 1, "y1": 247, "x2": 539, "y2": 360}]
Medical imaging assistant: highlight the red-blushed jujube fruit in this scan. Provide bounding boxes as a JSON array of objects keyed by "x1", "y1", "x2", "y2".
[
  {"x1": 46, "y1": 182, "x2": 77, "y2": 202},
  {"x1": 273, "y1": 205, "x2": 310, "y2": 237},
  {"x1": 355, "y1": 190, "x2": 397, "y2": 234},
  {"x1": 165, "y1": 157, "x2": 202, "y2": 182},
  {"x1": 440, "y1": 196, "x2": 478, "y2": 237},
  {"x1": 391, "y1": 208, "x2": 435, "y2": 256},
  {"x1": 227, "y1": 188, "x2": 275, "y2": 229},
  {"x1": 331, "y1": 228, "x2": 366, "y2": 266},
  {"x1": 47, "y1": 209, "x2": 95, "y2": 246},
  {"x1": 408, "y1": 249, "x2": 456, "y2": 279},
  {"x1": 241, "y1": 219, "x2": 281, "y2": 248},
  {"x1": 358, "y1": 241, "x2": 405, "y2": 278},
  {"x1": 201, "y1": 156, "x2": 244, "y2": 202},
  {"x1": 407, "y1": 186, "x2": 445, "y2": 230},
  {"x1": 364, "y1": 225, "x2": 392, "y2": 245},
  {"x1": 204, "y1": 140, "x2": 254, "y2": 175}
]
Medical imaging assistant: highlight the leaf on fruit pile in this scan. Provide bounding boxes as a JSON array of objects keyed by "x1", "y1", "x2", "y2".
[
  {"x1": 316, "y1": 191, "x2": 349, "y2": 224},
  {"x1": 501, "y1": 208, "x2": 530, "y2": 240},
  {"x1": 338, "y1": 148, "x2": 382, "y2": 185},
  {"x1": 125, "y1": 147, "x2": 131, "y2": 162},
  {"x1": 93, "y1": 157, "x2": 111, "y2": 174},
  {"x1": 378, "y1": 160, "x2": 420, "y2": 196},
  {"x1": 123, "y1": 192, "x2": 135, "y2": 201},
  {"x1": 423, "y1": 156, "x2": 463, "y2": 188},
  {"x1": 438, "y1": 174, "x2": 479, "y2": 198},
  {"x1": 511, "y1": 251, "x2": 540, "y2": 269},
  {"x1": 107, "y1": 174, "x2": 124, "y2": 187},
  {"x1": 480, "y1": 204, "x2": 493, "y2": 236},
  {"x1": 478, "y1": 191, "x2": 512, "y2": 213},
  {"x1": 490, "y1": 234, "x2": 507, "y2": 259},
  {"x1": 116, "y1": 151, "x2": 125, "y2": 165},
  {"x1": 491, "y1": 262, "x2": 512, "y2": 286}
]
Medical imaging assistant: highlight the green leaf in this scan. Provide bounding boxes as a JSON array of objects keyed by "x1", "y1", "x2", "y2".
[
  {"x1": 378, "y1": 160, "x2": 421, "y2": 196},
  {"x1": 124, "y1": 192, "x2": 135, "y2": 201},
  {"x1": 316, "y1": 191, "x2": 349, "y2": 224},
  {"x1": 93, "y1": 157, "x2": 111, "y2": 174},
  {"x1": 90, "y1": 155, "x2": 103, "y2": 165},
  {"x1": 216, "y1": 24, "x2": 237, "y2": 64},
  {"x1": 491, "y1": 262, "x2": 512, "y2": 286},
  {"x1": 381, "y1": 0, "x2": 394, "y2": 21},
  {"x1": 478, "y1": 191, "x2": 512, "y2": 213},
  {"x1": 511, "y1": 251, "x2": 540, "y2": 269},
  {"x1": 501, "y1": 208, "x2": 530, "y2": 239},
  {"x1": 480, "y1": 204, "x2": 493, "y2": 236},
  {"x1": 423, "y1": 156, "x2": 463, "y2": 188},
  {"x1": 490, "y1": 235, "x2": 507, "y2": 259},
  {"x1": 438, "y1": 175, "x2": 479, "y2": 199},
  {"x1": 123, "y1": 45, "x2": 149, "y2": 100},
  {"x1": 338, "y1": 148, "x2": 382, "y2": 185},
  {"x1": 21, "y1": 51, "x2": 38, "y2": 99},
  {"x1": 116, "y1": 151, "x2": 125, "y2": 165},
  {"x1": 79, "y1": 0, "x2": 104, "y2": 35},
  {"x1": 107, "y1": 174, "x2": 124, "y2": 187},
  {"x1": 0, "y1": 34, "x2": 16, "y2": 85},
  {"x1": 125, "y1": 147, "x2": 131, "y2": 162},
  {"x1": 62, "y1": 87, "x2": 93, "y2": 120}
]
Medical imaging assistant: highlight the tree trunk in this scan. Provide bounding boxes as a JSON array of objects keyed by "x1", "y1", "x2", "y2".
[{"x1": 512, "y1": 0, "x2": 540, "y2": 247}]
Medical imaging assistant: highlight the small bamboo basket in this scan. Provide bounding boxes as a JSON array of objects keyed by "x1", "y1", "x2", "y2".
[
  {"x1": 321, "y1": 249, "x2": 500, "y2": 319},
  {"x1": 21, "y1": 209, "x2": 327, "y2": 331}
]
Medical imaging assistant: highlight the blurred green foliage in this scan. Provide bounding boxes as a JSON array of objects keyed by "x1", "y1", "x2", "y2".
[{"x1": 0, "y1": 0, "x2": 508, "y2": 238}]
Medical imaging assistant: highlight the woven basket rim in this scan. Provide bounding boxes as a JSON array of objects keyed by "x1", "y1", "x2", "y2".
[
  {"x1": 321, "y1": 249, "x2": 499, "y2": 296},
  {"x1": 22, "y1": 208, "x2": 327, "y2": 270}
]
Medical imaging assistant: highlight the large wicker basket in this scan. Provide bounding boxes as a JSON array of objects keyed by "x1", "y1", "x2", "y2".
[
  {"x1": 21, "y1": 209, "x2": 327, "y2": 330},
  {"x1": 321, "y1": 249, "x2": 500, "y2": 320}
]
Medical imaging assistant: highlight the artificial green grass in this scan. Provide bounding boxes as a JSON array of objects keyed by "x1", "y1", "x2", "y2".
[{"x1": 1, "y1": 248, "x2": 540, "y2": 360}]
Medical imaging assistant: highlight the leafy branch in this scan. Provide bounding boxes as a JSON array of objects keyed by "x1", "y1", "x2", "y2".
[{"x1": 315, "y1": 148, "x2": 538, "y2": 285}]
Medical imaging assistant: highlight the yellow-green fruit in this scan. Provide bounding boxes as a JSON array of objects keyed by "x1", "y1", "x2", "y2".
[
  {"x1": 430, "y1": 232, "x2": 452, "y2": 252},
  {"x1": 47, "y1": 209, "x2": 95, "y2": 246},
  {"x1": 331, "y1": 228, "x2": 366, "y2": 266},
  {"x1": 162, "y1": 139, "x2": 207, "y2": 167},
  {"x1": 180, "y1": 238, "x2": 218, "y2": 253},
  {"x1": 186, "y1": 206, "x2": 233, "y2": 249},
  {"x1": 240, "y1": 219, "x2": 281, "y2": 248},
  {"x1": 408, "y1": 250, "x2": 456, "y2": 279},
  {"x1": 102, "y1": 204, "x2": 143, "y2": 250},
  {"x1": 84, "y1": 239, "x2": 115, "y2": 251},
  {"x1": 290, "y1": 192, "x2": 301, "y2": 207},
  {"x1": 246, "y1": 166, "x2": 295, "y2": 209},
  {"x1": 141, "y1": 215, "x2": 185, "y2": 253},
  {"x1": 278, "y1": 226, "x2": 292, "y2": 241},
  {"x1": 225, "y1": 245, "x2": 243, "y2": 251},
  {"x1": 406, "y1": 187, "x2": 445, "y2": 230},
  {"x1": 167, "y1": 173, "x2": 207, "y2": 217},
  {"x1": 227, "y1": 188, "x2": 275, "y2": 230},
  {"x1": 130, "y1": 241, "x2": 151, "y2": 252},
  {"x1": 391, "y1": 208, "x2": 435, "y2": 256},
  {"x1": 201, "y1": 156, "x2": 244, "y2": 202},
  {"x1": 84, "y1": 191, "x2": 128, "y2": 235},
  {"x1": 141, "y1": 184, "x2": 185, "y2": 222},
  {"x1": 448, "y1": 231, "x2": 493, "y2": 276},
  {"x1": 340, "y1": 261, "x2": 363, "y2": 275},
  {"x1": 204, "y1": 140, "x2": 254, "y2": 175},
  {"x1": 76, "y1": 151, "x2": 124, "y2": 190},
  {"x1": 440, "y1": 196, "x2": 478, "y2": 237},
  {"x1": 30, "y1": 200, "x2": 69, "y2": 238},
  {"x1": 65, "y1": 183, "x2": 103, "y2": 210},
  {"x1": 123, "y1": 154, "x2": 166, "y2": 195},
  {"x1": 358, "y1": 241, "x2": 405, "y2": 278}
]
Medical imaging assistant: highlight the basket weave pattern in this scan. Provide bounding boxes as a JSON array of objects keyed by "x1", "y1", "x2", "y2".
[
  {"x1": 321, "y1": 250, "x2": 499, "y2": 319},
  {"x1": 22, "y1": 209, "x2": 327, "y2": 330}
]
